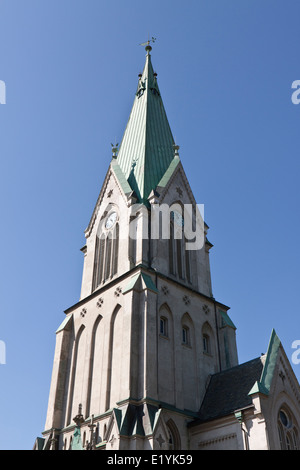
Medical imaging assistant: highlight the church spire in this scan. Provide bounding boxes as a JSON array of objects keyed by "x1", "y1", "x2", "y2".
[{"x1": 116, "y1": 43, "x2": 175, "y2": 204}]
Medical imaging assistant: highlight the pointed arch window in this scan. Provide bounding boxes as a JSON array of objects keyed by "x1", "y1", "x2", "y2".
[
  {"x1": 203, "y1": 334, "x2": 210, "y2": 354},
  {"x1": 182, "y1": 326, "x2": 189, "y2": 345},
  {"x1": 92, "y1": 212, "x2": 119, "y2": 291},
  {"x1": 278, "y1": 407, "x2": 299, "y2": 450},
  {"x1": 169, "y1": 208, "x2": 191, "y2": 283},
  {"x1": 160, "y1": 316, "x2": 168, "y2": 337},
  {"x1": 166, "y1": 420, "x2": 181, "y2": 450}
]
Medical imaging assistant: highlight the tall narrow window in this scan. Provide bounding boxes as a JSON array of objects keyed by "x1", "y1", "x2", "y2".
[
  {"x1": 182, "y1": 326, "x2": 189, "y2": 345},
  {"x1": 98, "y1": 237, "x2": 105, "y2": 283},
  {"x1": 160, "y1": 317, "x2": 168, "y2": 337},
  {"x1": 92, "y1": 211, "x2": 119, "y2": 291},
  {"x1": 104, "y1": 233, "x2": 112, "y2": 281},
  {"x1": 185, "y1": 237, "x2": 191, "y2": 283},
  {"x1": 203, "y1": 334, "x2": 210, "y2": 354},
  {"x1": 93, "y1": 235, "x2": 105, "y2": 290},
  {"x1": 169, "y1": 221, "x2": 175, "y2": 275},
  {"x1": 112, "y1": 223, "x2": 119, "y2": 276},
  {"x1": 176, "y1": 238, "x2": 183, "y2": 279},
  {"x1": 169, "y1": 207, "x2": 191, "y2": 283},
  {"x1": 92, "y1": 236, "x2": 100, "y2": 291}
]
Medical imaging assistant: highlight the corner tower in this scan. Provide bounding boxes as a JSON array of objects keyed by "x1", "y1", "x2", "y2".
[{"x1": 41, "y1": 44, "x2": 238, "y2": 451}]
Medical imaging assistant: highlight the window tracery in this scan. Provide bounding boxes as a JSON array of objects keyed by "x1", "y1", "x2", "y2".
[{"x1": 92, "y1": 211, "x2": 119, "y2": 291}]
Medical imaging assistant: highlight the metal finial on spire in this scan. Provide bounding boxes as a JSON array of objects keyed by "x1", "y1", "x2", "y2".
[
  {"x1": 73, "y1": 403, "x2": 84, "y2": 426},
  {"x1": 139, "y1": 36, "x2": 156, "y2": 53},
  {"x1": 173, "y1": 142, "x2": 180, "y2": 156},
  {"x1": 111, "y1": 141, "x2": 119, "y2": 158}
]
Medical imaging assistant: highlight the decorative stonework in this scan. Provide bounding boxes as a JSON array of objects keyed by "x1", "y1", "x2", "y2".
[
  {"x1": 97, "y1": 298, "x2": 104, "y2": 308},
  {"x1": 279, "y1": 370, "x2": 286, "y2": 384},
  {"x1": 80, "y1": 308, "x2": 87, "y2": 318},
  {"x1": 161, "y1": 285, "x2": 169, "y2": 295},
  {"x1": 114, "y1": 286, "x2": 122, "y2": 297},
  {"x1": 203, "y1": 304, "x2": 210, "y2": 315},
  {"x1": 183, "y1": 295, "x2": 190, "y2": 305},
  {"x1": 198, "y1": 433, "x2": 236, "y2": 448},
  {"x1": 156, "y1": 434, "x2": 165, "y2": 448},
  {"x1": 176, "y1": 186, "x2": 183, "y2": 197}
]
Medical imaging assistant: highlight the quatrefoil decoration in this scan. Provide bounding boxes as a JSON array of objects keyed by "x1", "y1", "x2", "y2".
[
  {"x1": 97, "y1": 298, "x2": 104, "y2": 308},
  {"x1": 183, "y1": 295, "x2": 190, "y2": 305},
  {"x1": 114, "y1": 287, "x2": 122, "y2": 297},
  {"x1": 202, "y1": 304, "x2": 210, "y2": 315},
  {"x1": 161, "y1": 285, "x2": 169, "y2": 295},
  {"x1": 80, "y1": 308, "x2": 87, "y2": 318}
]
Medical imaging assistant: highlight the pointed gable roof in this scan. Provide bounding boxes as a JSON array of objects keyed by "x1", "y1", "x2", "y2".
[
  {"x1": 116, "y1": 45, "x2": 176, "y2": 203},
  {"x1": 248, "y1": 329, "x2": 281, "y2": 396}
]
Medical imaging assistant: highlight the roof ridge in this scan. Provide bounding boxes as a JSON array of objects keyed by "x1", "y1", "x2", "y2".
[{"x1": 210, "y1": 356, "x2": 263, "y2": 378}]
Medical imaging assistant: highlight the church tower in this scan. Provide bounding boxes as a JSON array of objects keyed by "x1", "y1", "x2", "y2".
[{"x1": 41, "y1": 43, "x2": 238, "y2": 451}]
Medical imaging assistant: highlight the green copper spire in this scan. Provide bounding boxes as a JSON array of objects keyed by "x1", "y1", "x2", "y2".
[{"x1": 116, "y1": 45, "x2": 176, "y2": 203}]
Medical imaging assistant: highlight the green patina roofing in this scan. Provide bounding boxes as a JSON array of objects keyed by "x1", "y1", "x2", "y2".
[
  {"x1": 71, "y1": 426, "x2": 84, "y2": 450},
  {"x1": 157, "y1": 155, "x2": 180, "y2": 189},
  {"x1": 219, "y1": 310, "x2": 236, "y2": 329},
  {"x1": 56, "y1": 314, "x2": 73, "y2": 333},
  {"x1": 122, "y1": 272, "x2": 158, "y2": 294},
  {"x1": 111, "y1": 403, "x2": 161, "y2": 438},
  {"x1": 116, "y1": 48, "x2": 176, "y2": 204},
  {"x1": 111, "y1": 159, "x2": 132, "y2": 196},
  {"x1": 248, "y1": 329, "x2": 281, "y2": 396}
]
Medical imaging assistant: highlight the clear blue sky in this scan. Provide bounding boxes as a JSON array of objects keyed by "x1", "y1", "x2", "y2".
[{"x1": 0, "y1": 0, "x2": 300, "y2": 450}]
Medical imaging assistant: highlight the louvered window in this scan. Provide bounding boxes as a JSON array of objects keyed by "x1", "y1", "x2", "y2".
[{"x1": 92, "y1": 222, "x2": 119, "y2": 291}]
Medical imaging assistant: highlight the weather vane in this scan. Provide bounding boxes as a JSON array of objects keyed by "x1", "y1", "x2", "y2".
[
  {"x1": 139, "y1": 36, "x2": 156, "y2": 53},
  {"x1": 139, "y1": 36, "x2": 156, "y2": 47}
]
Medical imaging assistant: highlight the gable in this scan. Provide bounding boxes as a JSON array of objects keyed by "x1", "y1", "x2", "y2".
[
  {"x1": 85, "y1": 163, "x2": 130, "y2": 239},
  {"x1": 157, "y1": 161, "x2": 196, "y2": 208}
]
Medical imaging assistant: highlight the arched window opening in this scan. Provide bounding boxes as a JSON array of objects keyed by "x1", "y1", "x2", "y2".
[
  {"x1": 168, "y1": 429, "x2": 174, "y2": 450},
  {"x1": 277, "y1": 407, "x2": 299, "y2": 450},
  {"x1": 160, "y1": 317, "x2": 168, "y2": 337},
  {"x1": 182, "y1": 326, "x2": 189, "y2": 345},
  {"x1": 168, "y1": 207, "x2": 192, "y2": 284},
  {"x1": 176, "y1": 238, "x2": 183, "y2": 279},
  {"x1": 166, "y1": 420, "x2": 181, "y2": 450},
  {"x1": 203, "y1": 334, "x2": 210, "y2": 354},
  {"x1": 92, "y1": 213, "x2": 119, "y2": 291},
  {"x1": 185, "y1": 237, "x2": 191, "y2": 283},
  {"x1": 104, "y1": 232, "x2": 112, "y2": 281},
  {"x1": 169, "y1": 220, "x2": 175, "y2": 275},
  {"x1": 112, "y1": 223, "x2": 119, "y2": 276}
]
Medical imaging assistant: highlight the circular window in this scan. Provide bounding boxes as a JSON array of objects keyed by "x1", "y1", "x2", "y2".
[
  {"x1": 278, "y1": 407, "x2": 299, "y2": 450},
  {"x1": 280, "y1": 410, "x2": 289, "y2": 427}
]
